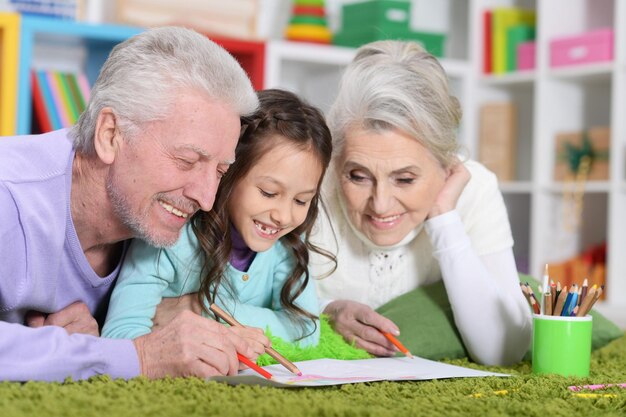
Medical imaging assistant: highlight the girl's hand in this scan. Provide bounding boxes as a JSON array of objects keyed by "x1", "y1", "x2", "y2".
[
  {"x1": 428, "y1": 160, "x2": 471, "y2": 219},
  {"x1": 324, "y1": 300, "x2": 399, "y2": 357},
  {"x1": 153, "y1": 294, "x2": 202, "y2": 329},
  {"x1": 228, "y1": 325, "x2": 270, "y2": 366}
]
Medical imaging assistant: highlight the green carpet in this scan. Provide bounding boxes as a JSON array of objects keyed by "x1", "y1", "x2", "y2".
[{"x1": 3, "y1": 333, "x2": 626, "y2": 416}]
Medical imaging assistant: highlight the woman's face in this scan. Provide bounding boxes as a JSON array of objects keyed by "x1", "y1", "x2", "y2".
[{"x1": 338, "y1": 128, "x2": 448, "y2": 247}]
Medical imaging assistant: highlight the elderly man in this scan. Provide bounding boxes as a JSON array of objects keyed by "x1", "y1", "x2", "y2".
[{"x1": 0, "y1": 26, "x2": 268, "y2": 381}]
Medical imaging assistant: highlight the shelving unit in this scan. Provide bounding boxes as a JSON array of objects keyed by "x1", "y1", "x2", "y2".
[
  {"x1": 470, "y1": 0, "x2": 625, "y2": 327},
  {"x1": 265, "y1": 0, "x2": 625, "y2": 328}
]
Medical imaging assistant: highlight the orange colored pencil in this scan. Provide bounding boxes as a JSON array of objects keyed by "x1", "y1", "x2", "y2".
[
  {"x1": 382, "y1": 331, "x2": 413, "y2": 358},
  {"x1": 237, "y1": 353, "x2": 273, "y2": 380}
]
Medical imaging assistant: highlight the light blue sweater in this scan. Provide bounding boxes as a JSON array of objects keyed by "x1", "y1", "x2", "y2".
[{"x1": 102, "y1": 223, "x2": 320, "y2": 346}]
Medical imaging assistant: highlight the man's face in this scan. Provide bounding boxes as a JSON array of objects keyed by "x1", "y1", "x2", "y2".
[{"x1": 106, "y1": 92, "x2": 241, "y2": 247}]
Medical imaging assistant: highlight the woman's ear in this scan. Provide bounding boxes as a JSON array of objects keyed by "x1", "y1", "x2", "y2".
[{"x1": 93, "y1": 108, "x2": 119, "y2": 165}]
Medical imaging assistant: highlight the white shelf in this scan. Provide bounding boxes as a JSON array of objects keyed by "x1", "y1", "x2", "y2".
[
  {"x1": 481, "y1": 71, "x2": 536, "y2": 86},
  {"x1": 500, "y1": 181, "x2": 534, "y2": 193},
  {"x1": 266, "y1": 40, "x2": 356, "y2": 67},
  {"x1": 547, "y1": 62, "x2": 614, "y2": 83},
  {"x1": 543, "y1": 181, "x2": 612, "y2": 193}
]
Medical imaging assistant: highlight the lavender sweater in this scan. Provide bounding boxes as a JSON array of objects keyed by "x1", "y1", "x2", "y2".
[{"x1": 0, "y1": 130, "x2": 139, "y2": 381}]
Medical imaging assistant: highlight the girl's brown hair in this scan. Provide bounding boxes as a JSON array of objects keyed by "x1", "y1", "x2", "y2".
[{"x1": 192, "y1": 89, "x2": 335, "y2": 340}]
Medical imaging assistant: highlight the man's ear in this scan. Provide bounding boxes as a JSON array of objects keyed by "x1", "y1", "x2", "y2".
[{"x1": 93, "y1": 108, "x2": 120, "y2": 165}]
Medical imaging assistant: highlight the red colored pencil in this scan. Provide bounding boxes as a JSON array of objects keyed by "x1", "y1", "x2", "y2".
[
  {"x1": 237, "y1": 353, "x2": 273, "y2": 380},
  {"x1": 382, "y1": 332, "x2": 413, "y2": 358}
]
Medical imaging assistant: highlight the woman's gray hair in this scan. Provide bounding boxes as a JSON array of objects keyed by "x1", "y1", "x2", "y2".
[
  {"x1": 327, "y1": 40, "x2": 462, "y2": 168},
  {"x1": 70, "y1": 26, "x2": 258, "y2": 155}
]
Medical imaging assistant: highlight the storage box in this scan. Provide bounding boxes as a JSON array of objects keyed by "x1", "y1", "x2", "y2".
[
  {"x1": 553, "y1": 127, "x2": 610, "y2": 181},
  {"x1": 550, "y1": 28, "x2": 614, "y2": 68},
  {"x1": 506, "y1": 24, "x2": 535, "y2": 71},
  {"x1": 334, "y1": 0, "x2": 446, "y2": 56},
  {"x1": 517, "y1": 41, "x2": 536, "y2": 71},
  {"x1": 334, "y1": 28, "x2": 446, "y2": 56},
  {"x1": 341, "y1": 0, "x2": 411, "y2": 33}
]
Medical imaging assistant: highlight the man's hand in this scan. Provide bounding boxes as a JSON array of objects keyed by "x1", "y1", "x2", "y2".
[
  {"x1": 153, "y1": 294, "x2": 201, "y2": 329},
  {"x1": 25, "y1": 302, "x2": 99, "y2": 336},
  {"x1": 324, "y1": 300, "x2": 399, "y2": 356},
  {"x1": 133, "y1": 310, "x2": 266, "y2": 379}
]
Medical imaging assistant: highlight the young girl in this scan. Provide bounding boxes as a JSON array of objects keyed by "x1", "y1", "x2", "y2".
[{"x1": 102, "y1": 89, "x2": 335, "y2": 347}]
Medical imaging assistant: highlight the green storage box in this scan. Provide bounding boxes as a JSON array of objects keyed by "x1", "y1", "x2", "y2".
[
  {"x1": 341, "y1": 0, "x2": 412, "y2": 33},
  {"x1": 334, "y1": 28, "x2": 446, "y2": 57}
]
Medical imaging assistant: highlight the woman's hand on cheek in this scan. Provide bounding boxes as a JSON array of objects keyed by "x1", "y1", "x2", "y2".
[
  {"x1": 428, "y1": 160, "x2": 470, "y2": 219},
  {"x1": 324, "y1": 300, "x2": 399, "y2": 357}
]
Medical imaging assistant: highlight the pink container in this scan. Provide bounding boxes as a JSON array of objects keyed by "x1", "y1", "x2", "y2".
[
  {"x1": 517, "y1": 41, "x2": 536, "y2": 71},
  {"x1": 550, "y1": 28, "x2": 614, "y2": 68}
]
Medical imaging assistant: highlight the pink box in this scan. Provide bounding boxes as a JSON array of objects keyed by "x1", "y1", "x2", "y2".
[
  {"x1": 517, "y1": 41, "x2": 536, "y2": 71},
  {"x1": 550, "y1": 28, "x2": 614, "y2": 68}
]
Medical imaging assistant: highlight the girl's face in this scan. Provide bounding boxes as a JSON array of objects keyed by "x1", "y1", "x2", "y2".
[
  {"x1": 227, "y1": 136, "x2": 323, "y2": 252},
  {"x1": 338, "y1": 128, "x2": 447, "y2": 247}
]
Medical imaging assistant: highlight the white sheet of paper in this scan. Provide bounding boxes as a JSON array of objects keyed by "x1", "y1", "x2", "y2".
[{"x1": 209, "y1": 356, "x2": 508, "y2": 387}]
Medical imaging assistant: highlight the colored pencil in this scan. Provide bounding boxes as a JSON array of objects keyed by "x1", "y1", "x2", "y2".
[
  {"x1": 237, "y1": 353, "x2": 273, "y2": 380},
  {"x1": 576, "y1": 286, "x2": 597, "y2": 317},
  {"x1": 544, "y1": 292, "x2": 553, "y2": 316},
  {"x1": 381, "y1": 331, "x2": 413, "y2": 358},
  {"x1": 578, "y1": 278, "x2": 588, "y2": 306},
  {"x1": 560, "y1": 286, "x2": 574, "y2": 316},
  {"x1": 553, "y1": 285, "x2": 568, "y2": 316},
  {"x1": 519, "y1": 282, "x2": 530, "y2": 304},
  {"x1": 529, "y1": 294, "x2": 541, "y2": 314},
  {"x1": 209, "y1": 303, "x2": 302, "y2": 376},
  {"x1": 541, "y1": 264, "x2": 549, "y2": 314}
]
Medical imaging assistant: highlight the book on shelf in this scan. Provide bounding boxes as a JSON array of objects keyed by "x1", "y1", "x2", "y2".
[
  {"x1": 116, "y1": 0, "x2": 259, "y2": 40},
  {"x1": 3, "y1": 0, "x2": 78, "y2": 19},
  {"x1": 478, "y1": 102, "x2": 517, "y2": 181},
  {"x1": 506, "y1": 24, "x2": 535, "y2": 72},
  {"x1": 482, "y1": 9, "x2": 492, "y2": 74},
  {"x1": 31, "y1": 69, "x2": 89, "y2": 133},
  {"x1": 491, "y1": 7, "x2": 536, "y2": 74}
]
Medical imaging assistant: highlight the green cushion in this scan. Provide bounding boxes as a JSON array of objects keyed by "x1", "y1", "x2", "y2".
[
  {"x1": 375, "y1": 273, "x2": 624, "y2": 361},
  {"x1": 375, "y1": 279, "x2": 468, "y2": 360}
]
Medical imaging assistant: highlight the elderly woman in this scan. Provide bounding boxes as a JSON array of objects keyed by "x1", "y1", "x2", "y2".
[{"x1": 310, "y1": 40, "x2": 532, "y2": 366}]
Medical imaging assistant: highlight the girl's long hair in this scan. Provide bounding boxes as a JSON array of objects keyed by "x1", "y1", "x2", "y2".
[{"x1": 192, "y1": 89, "x2": 336, "y2": 340}]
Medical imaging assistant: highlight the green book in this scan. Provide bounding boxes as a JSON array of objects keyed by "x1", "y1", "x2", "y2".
[
  {"x1": 66, "y1": 73, "x2": 86, "y2": 115},
  {"x1": 56, "y1": 72, "x2": 79, "y2": 123},
  {"x1": 506, "y1": 24, "x2": 535, "y2": 71}
]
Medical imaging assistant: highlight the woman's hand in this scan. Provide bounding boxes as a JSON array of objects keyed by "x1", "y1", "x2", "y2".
[
  {"x1": 428, "y1": 160, "x2": 471, "y2": 219},
  {"x1": 324, "y1": 300, "x2": 399, "y2": 356}
]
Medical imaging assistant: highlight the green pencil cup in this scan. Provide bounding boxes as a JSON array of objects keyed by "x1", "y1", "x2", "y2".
[{"x1": 532, "y1": 314, "x2": 593, "y2": 377}]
